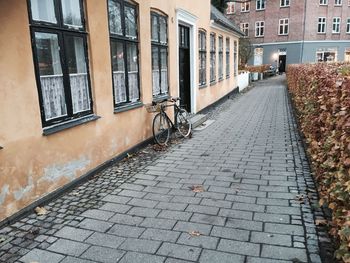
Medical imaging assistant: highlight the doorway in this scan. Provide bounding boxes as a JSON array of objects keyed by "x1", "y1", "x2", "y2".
[
  {"x1": 278, "y1": 55, "x2": 286, "y2": 73},
  {"x1": 178, "y1": 25, "x2": 191, "y2": 112}
]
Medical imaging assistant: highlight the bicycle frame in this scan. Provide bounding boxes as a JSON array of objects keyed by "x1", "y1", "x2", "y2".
[{"x1": 159, "y1": 101, "x2": 182, "y2": 129}]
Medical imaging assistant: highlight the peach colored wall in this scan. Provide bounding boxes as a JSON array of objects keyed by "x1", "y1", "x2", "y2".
[{"x1": 0, "y1": 0, "x2": 239, "y2": 221}]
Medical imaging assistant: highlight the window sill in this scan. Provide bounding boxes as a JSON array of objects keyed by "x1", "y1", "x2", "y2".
[
  {"x1": 226, "y1": 76, "x2": 230, "y2": 79},
  {"x1": 199, "y1": 84, "x2": 207, "y2": 89},
  {"x1": 43, "y1": 114, "x2": 100, "y2": 136},
  {"x1": 210, "y1": 81, "x2": 217, "y2": 86},
  {"x1": 218, "y1": 77, "x2": 224, "y2": 82},
  {"x1": 152, "y1": 94, "x2": 170, "y2": 103},
  {"x1": 114, "y1": 101, "x2": 143, "y2": 113}
]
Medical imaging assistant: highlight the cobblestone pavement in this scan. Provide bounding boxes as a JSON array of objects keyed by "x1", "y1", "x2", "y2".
[{"x1": 0, "y1": 76, "x2": 329, "y2": 263}]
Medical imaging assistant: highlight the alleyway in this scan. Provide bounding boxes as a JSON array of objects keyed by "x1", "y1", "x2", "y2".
[{"x1": 0, "y1": 76, "x2": 325, "y2": 263}]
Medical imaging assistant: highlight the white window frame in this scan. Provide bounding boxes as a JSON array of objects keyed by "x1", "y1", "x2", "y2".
[
  {"x1": 335, "y1": 0, "x2": 342, "y2": 5},
  {"x1": 278, "y1": 18, "x2": 289, "y2": 35},
  {"x1": 332, "y1": 17, "x2": 341, "y2": 33},
  {"x1": 256, "y1": 0, "x2": 266, "y2": 10},
  {"x1": 347, "y1": 18, "x2": 350, "y2": 33},
  {"x1": 280, "y1": 0, "x2": 290, "y2": 7},
  {"x1": 255, "y1": 21, "x2": 265, "y2": 37},
  {"x1": 226, "y1": 2, "x2": 236, "y2": 14},
  {"x1": 241, "y1": 2, "x2": 250, "y2": 12},
  {"x1": 320, "y1": 0, "x2": 328, "y2": 5},
  {"x1": 240, "y1": 22, "x2": 249, "y2": 36},
  {"x1": 318, "y1": 17, "x2": 326, "y2": 33}
]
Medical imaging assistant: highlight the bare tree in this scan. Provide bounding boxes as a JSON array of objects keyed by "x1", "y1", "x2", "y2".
[{"x1": 239, "y1": 37, "x2": 253, "y2": 66}]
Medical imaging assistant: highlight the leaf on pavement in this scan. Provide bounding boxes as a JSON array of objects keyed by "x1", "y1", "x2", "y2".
[
  {"x1": 189, "y1": 185, "x2": 204, "y2": 193},
  {"x1": 34, "y1": 206, "x2": 48, "y2": 216},
  {"x1": 188, "y1": 231, "x2": 202, "y2": 237}
]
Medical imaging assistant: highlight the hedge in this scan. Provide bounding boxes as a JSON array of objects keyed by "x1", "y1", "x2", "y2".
[{"x1": 287, "y1": 63, "x2": 350, "y2": 262}]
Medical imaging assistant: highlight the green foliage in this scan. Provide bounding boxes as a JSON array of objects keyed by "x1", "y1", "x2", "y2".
[
  {"x1": 287, "y1": 63, "x2": 350, "y2": 262},
  {"x1": 211, "y1": 0, "x2": 227, "y2": 12}
]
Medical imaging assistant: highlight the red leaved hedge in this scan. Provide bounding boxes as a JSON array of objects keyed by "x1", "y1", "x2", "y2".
[{"x1": 287, "y1": 63, "x2": 350, "y2": 262}]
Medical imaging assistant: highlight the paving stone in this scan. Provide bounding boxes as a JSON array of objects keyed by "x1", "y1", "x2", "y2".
[
  {"x1": 60, "y1": 256, "x2": 96, "y2": 263},
  {"x1": 81, "y1": 209, "x2": 114, "y2": 221},
  {"x1": 108, "y1": 224, "x2": 145, "y2": 238},
  {"x1": 157, "y1": 242, "x2": 201, "y2": 261},
  {"x1": 251, "y1": 231, "x2": 292, "y2": 246},
  {"x1": 246, "y1": 257, "x2": 290, "y2": 263},
  {"x1": 225, "y1": 218, "x2": 263, "y2": 231},
  {"x1": 140, "y1": 218, "x2": 177, "y2": 230},
  {"x1": 211, "y1": 226, "x2": 250, "y2": 241},
  {"x1": 185, "y1": 204, "x2": 219, "y2": 216},
  {"x1": 47, "y1": 239, "x2": 89, "y2": 257},
  {"x1": 141, "y1": 228, "x2": 180, "y2": 242},
  {"x1": 128, "y1": 198, "x2": 159, "y2": 208},
  {"x1": 81, "y1": 246, "x2": 125, "y2": 263},
  {"x1": 85, "y1": 232, "x2": 125, "y2": 248},
  {"x1": 99, "y1": 203, "x2": 132, "y2": 213},
  {"x1": 156, "y1": 201, "x2": 188, "y2": 211},
  {"x1": 261, "y1": 245, "x2": 307, "y2": 262},
  {"x1": 19, "y1": 248, "x2": 64, "y2": 263},
  {"x1": 199, "y1": 249, "x2": 245, "y2": 263},
  {"x1": 54, "y1": 226, "x2": 93, "y2": 241},
  {"x1": 231, "y1": 202, "x2": 265, "y2": 212},
  {"x1": 158, "y1": 210, "x2": 193, "y2": 221},
  {"x1": 119, "y1": 251, "x2": 165, "y2": 263},
  {"x1": 119, "y1": 189, "x2": 147, "y2": 198},
  {"x1": 173, "y1": 221, "x2": 212, "y2": 235},
  {"x1": 127, "y1": 207, "x2": 161, "y2": 218},
  {"x1": 176, "y1": 232, "x2": 218, "y2": 249},
  {"x1": 254, "y1": 213, "x2": 290, "y2": 223},
  {"x1": 219, "y1": 208, "x2": 253, "y2": 220},
  {"x1": 78, "y1": 218, "x2": 113, "y2": 232},
  {"x1": 217, "y1": 239, "x2": 260, "y2": 256},
  {"x1": 265, "y1": 223, "x2": 304, "y2": 236},
  {"x1": 190, "y1": 213, "x2": 226, "y2": 226},
  {"x1": 108, "y1": 213, "x2": 144, "y2": 226},
  {"x1": 119, "y1": 238, "x2": 161, "y2": 253}
]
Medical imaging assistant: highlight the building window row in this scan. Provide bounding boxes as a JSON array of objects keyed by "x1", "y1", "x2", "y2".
[
  {"x1": 318, "y1": 17, "x2": 350, "y2": 33},
  {"x1": 320, "y1": 0, "x2": 346, "y2": 5}
]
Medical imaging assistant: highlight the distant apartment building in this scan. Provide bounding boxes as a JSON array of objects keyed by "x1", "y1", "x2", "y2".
[{"x1": 226, "y1": 0, "x2": 350, "y2": 70}]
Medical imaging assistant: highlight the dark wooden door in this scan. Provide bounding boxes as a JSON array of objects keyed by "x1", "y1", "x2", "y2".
[{"x1": 178, "y1": 25, "x2": 191, "y2": 112}]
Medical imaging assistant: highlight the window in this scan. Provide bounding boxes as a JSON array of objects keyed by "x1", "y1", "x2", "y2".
[
  {"x1": 240, "y1": 23, "x2": 249, "y2": 36},
  {"x1": 28, "y1": 0, "x2": 93, "y2": 127},
  {"x1": 226, "y1": 2, "x2": 236, "y2": 14},
  {"x1": 210, "y1": 33, "x2": 216, "y2": 83},
  {"x1": 226, "y1": 38, "x2": 230, "y2": 78},
  {"x1": 255, "y1": 21, "x2": 265, "y2": 37},
  {"x1": 332, "y1": 17, "x2": 341, "y2": 33},
  {"x1": 316, "y1": 49, "x2": 337, "y2": 62},
  {"x1": 256, "y1": 0, "x2": 266, "y2": 10},
  {"x1": 151, "y1": 12, "x2": 168, "y2": 98},
  {"x1": 234, "y1": 40, "x2": 238, "y2": 76},
  {"x1": 280, "y1": 0, "x2": 290, "y2": 7},
  {"x1": 335, "y1": 0, "x2": 342, "y2": 5},
  {"x1": 347, "y1": 18, "x2": 350, "y2": 33},
  {"x1": 108, "y1": 0, "x2": 140, "y2": 107},
  {"x1": 279, "y1": 18, "x2": 289, "y2": 35},
  {"x1": 348, "y1": 0, "x2": 350, "y2": 6},
  {"x1": 320, "y1": 0, "x2": 328, "y2": 5},
  {"x1": 241, "y1": 2, "x2": 250, "y2": 12},
  {"x1": 218, "y1": 36, "x2": 223, "y2": 80},
  {"x1": 318, "y1": 17, "x2": 326, "y2": 33},
  {"x1": 198, "y1": 30, "x2": 207, "y2": 86}
]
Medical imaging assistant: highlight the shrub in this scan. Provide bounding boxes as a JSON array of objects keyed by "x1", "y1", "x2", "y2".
[
  {"x1": 245, "y1": 64, "x2": 271, "y2": 73},
  {"x1": 287, "y1": 63, "x2": 350, "y2": 262}
]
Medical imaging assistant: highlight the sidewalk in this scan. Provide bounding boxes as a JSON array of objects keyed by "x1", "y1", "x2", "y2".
[{"x1": 0, "y1": 76, "x2": 326, "y2": 263}]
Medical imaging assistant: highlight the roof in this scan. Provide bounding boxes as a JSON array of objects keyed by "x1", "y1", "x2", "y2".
[{"x1": 210, "y1": 5, "x2": 245, "y2": 36}]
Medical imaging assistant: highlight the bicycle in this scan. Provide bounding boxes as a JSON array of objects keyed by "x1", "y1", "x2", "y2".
[{"x1": 146, "y1": 97, "x2": 192, "y2": 146}]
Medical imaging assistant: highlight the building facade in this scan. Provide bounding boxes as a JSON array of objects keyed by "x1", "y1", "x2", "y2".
[
  {"x1": 0, "y1": 0, "x2": 242, "y2": 222},
  {"x1": 227, "y1": 0, "x2": 350, "y2": 69}
]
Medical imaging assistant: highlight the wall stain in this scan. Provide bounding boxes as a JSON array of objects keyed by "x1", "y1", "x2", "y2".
[
  {"x1": 13, "y1": 175, "x2": 33, "y2": 201},
  {"x1": 0, "y1": 185, "x2": 9, "y2": 205},
  {"x1": 39, "y1": 157, "x2": 91, "y2": 184}
]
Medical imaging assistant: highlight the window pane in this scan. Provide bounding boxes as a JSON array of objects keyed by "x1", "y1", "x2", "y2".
[
  {"x1": 108, "y1": 0, "x2": 122, "y2": 35},
  {"x1": 61, "y1": 0, "x2": 83, "y2": 28},
  {"x1": 125, "y1": 6, "x2": 137, "y2": 39},
  {"x1": 152, "y1": 47, "x2": 160, "y2": 96},
  {"x1": 126, "y1": 43, "x2": 139, "y2": 102},
  {"x1": 111, "y1": 41, "x2": 127, "y2": 104},
  {"x1": 30, "y1": 0, "x2": 57, "y2": 23},
  {"x1": 160, "y1": 48, "x2": 168, "y2": 94},
  {"x1": 151, "y1": 15, "x2": 159, "y2": 42},
  {"x1": 65, "y1": 36, "x2": 90, "y2": 113},
  {"x1": 159, "y1": 17, "x2": 167, "y2": 44},
  {"x1": 34, "y1": 32, "x2": 67, "y2": 120}
]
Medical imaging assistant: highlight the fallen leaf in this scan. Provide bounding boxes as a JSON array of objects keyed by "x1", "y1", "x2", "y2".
[
  {"x1": 315, "y1": 219, "x2": 328, "y2": 226},
  {"x1": 188, "y1": 231, "x2": 202, "y2": 237},
  {"x1": 189, "y1": 185, "x2": 204, "y2": 193},
  {"x1": 34, "y1": 206, "x2": 48, "y2": 216}
]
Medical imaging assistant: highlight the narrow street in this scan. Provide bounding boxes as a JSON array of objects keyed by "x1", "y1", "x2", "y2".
[{"x1": 0, "y1": 76, "x2": 325, "y2": 263}]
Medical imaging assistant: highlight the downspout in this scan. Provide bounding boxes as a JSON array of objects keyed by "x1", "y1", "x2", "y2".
[{"x1": 300, "y1": 0, "x2": 308, "y2": 63}]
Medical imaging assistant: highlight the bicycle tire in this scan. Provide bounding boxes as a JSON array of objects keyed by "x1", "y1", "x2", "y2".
[
  {"x1": 176, "y1": 109, "x2": 192, "y2": 137},
  {"x1": 152, "y1": 112, "x2": 171, "y2": 145}
]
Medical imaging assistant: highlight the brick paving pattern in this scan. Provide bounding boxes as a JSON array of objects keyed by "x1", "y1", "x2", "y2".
[{"x1": 0, "y1": 76, "x2": 328, "y2": 262}]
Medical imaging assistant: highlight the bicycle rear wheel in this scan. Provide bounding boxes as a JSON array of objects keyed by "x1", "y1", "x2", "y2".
[
  {"x1": 176, "y1": 109, "x2": 192, "y2": 137},
  {"x1": 152, "y1": 112, "x2": 171, "y2": 145}
]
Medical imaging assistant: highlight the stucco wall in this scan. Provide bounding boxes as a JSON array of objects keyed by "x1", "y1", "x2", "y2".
[{"x1": 0, "y1": 0, "x2": 240, "y2": 221}]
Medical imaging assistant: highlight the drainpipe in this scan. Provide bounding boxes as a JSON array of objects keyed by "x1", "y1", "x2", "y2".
[{"x1": 300, "y1": 0, "x2": 308, "y2": 63}]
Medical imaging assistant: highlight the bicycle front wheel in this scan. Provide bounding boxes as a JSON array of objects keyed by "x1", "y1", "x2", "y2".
[
  {"x1": 152, "y1": 112, "x2": 171, "y2": 146},
  {"x1": 176, "y1": 109, "x2": 192, "y2": 137}
]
